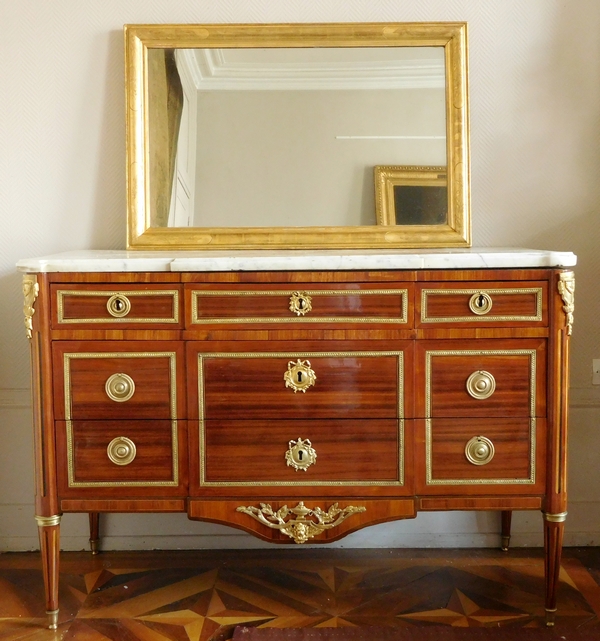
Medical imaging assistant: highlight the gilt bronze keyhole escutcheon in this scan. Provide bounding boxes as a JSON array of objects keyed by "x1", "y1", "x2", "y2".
[
  {"x1": 285, "y1": 437, "x2": 317, "y2": 471},
  {"x1": 289, "y1": 292, "x2": 312, "y2": 316},
  {"x1": 107, "y1": 294, "x2": 131, "y2": 318},
  {"x1": 284, "y1": 359, "x2": 317, "y2": 393},
  {"x1": 469, "y1": 292, "x2": 493, "y2": 315}
]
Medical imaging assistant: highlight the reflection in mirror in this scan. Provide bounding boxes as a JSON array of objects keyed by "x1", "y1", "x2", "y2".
[{"x1": 147, "y1": 47, "x2": 446, "y2": 229}]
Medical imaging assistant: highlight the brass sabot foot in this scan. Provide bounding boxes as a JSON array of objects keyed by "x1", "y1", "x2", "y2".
[{"x1": 47, "y1": 609, "x2": 59, "y2": 630}]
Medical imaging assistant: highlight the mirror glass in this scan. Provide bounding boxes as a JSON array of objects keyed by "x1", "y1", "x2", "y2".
[
  {"x1": 147, "y1": 46, "x2": 446, "y2": 229},
  {"x1": 125, "y1": 24, "x2": 470, "y2": 250}
]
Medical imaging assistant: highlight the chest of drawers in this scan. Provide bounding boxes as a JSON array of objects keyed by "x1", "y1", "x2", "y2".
[{"x1": 18, "y1": 250, "x2": 575, "y2": 629}]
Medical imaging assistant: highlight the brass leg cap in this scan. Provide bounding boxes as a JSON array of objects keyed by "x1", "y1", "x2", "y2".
[
  {"x1": 47, "y1": 609, "x2": 59, "y2": 630},
  {"x1": 90, "y1": 539, "x2": 99, "y2": 555},
  {"x1": 545, "y1": 607, "x2": 556, "y2": 627},
  {"x1": 501, "y1": 535, "x2": 510, "y2": 552}
]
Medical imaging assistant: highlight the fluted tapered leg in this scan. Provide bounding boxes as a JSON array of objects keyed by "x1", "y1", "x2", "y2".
[
  {"x1": 543, "y1": 512, "x2": 566, "y2": 626},
  {"x1": 36, "y1": 515, "x2": 61, "y2": 630}
]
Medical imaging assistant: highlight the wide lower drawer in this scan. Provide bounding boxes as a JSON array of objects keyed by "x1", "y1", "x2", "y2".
[
  {"x1": 416, "y1": 418, "x2": 546, "y2": 494},
  {"x1": 416, "y1": 281, "x2": 547, "y2": 327},
  {"x1": 51, "y1": 284, "x2": 182, "y2": 328},
  {"x1": 188, "y1": 347, "x2": 409, "y2": 420},
  {"x1": 199, "y1": 419, "x2": 403, "y2": 485},
  {"x1": 186, "y1": 283, "x2": 410, "y2": 326},
  {"x1": 416, "y1": 339, "x2": 546, "y2": 418},
  {"x1": 53, "y1": 342, "x2": 185, "y2": 420},
  {"x1": 56, "y1": 420, "x2": 187, "y2": 493}
]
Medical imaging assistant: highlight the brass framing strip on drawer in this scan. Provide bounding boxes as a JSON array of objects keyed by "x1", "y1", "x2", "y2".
[
  {"x1": 424, "y1": 418, "x2": 536, "y2": 486},
  {"x1": 191, "y1": 289, "x2": 408, "y2": 324},
  {"x1": 420, "y1": 287, "x2": 543, "y2": 323},
  {"x1": 424, "y1": 348, "x2": 538, "y2": 486},
  {"x1": 425, "y1": 349, "x2": 537, "y2": 418},
  {"x1": 62, "y1": 352, "x2": 179, "y2": 487},
  {"x1": 196, "y1": 350, "x2": 405, "y2": 487},
  {"x1": 56, "y1": 290, "x2": 180, "y2": 324}
]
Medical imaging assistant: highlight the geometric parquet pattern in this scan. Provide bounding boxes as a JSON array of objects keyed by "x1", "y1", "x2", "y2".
[{"x1": 1, "y1": 548, "x2": 600, "y2": 640}]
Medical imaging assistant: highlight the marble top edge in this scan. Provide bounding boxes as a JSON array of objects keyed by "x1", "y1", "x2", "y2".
[{"x1": 16, "y1": 248, "x2": 577, "y2": 272}]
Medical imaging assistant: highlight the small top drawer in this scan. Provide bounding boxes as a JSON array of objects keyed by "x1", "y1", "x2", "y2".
[
  {"x1": 186, "y1": 283, "x2": 411, "y2": 327},
  {"x1": 51, "y1": 284, "x2": 182, "y2": 328},
  {"x1": 416, "y1": 281, "x2": 547, "y2": 327}
]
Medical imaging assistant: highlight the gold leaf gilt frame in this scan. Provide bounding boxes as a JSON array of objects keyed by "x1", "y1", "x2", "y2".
[{"x1": 125, "y1": 23, "x2": 470, "y2": 250}]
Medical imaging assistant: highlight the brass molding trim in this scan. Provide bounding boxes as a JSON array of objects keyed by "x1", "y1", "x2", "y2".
[
  {"x1": 236, "y1": 501, "x2": 367, "y2": 543},
  {"x1": 35, "y1": 515, "x2": 61, "y2": 527},
  {"x1": 420, "y1": 288, "x2": 543, "y2": 323},
  {"x1": 22, "y1": 275, "x2": 39, "y2": 339},
  {"x1": 558, "y1": 272, "x2": 575, "y2": 335},
  {"x1": 198, "y1": 351, "x2": 405, "y2": 487},
  {"x1": 425, "y1": 418, "x2": 536, "y2": 485},
  {"x1": 126, "y1": 22, "x2": 470, "y2": 250},
  {"x1": 543, "y1": 511, "x2": 568, "y2": 523},
  {"x1": 425, "y1": 348, "x2": 537, "y2": 486},
  {"x1": 425, "y1": 349, "x2": 537, "y2": 418},
  {"x1": 191, "y1": 289, "x2": 408, "y2": 324},
  {"x1": 63, "y1": 352, "x2": 179, "y2": 487},
  {"x1": 56, "y1": 289, "x2": 180, "y2": 324}
]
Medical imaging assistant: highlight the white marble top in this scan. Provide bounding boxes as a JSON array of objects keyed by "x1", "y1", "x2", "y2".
[{"x1": 16, "y1": 248, "x2": 577, "y2": 273}]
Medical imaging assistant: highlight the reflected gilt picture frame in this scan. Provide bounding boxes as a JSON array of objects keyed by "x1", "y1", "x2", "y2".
[{"x1": 375, "y1": 166, "x2": 460, "y2": 244}]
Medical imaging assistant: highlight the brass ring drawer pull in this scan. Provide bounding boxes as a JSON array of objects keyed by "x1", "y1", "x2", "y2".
[
  {"x1": 465, "y1": 436, "x2": 495, "y2": 466},
  {"x1": 466, "y1": 370, "x2": 496, "y2": 399},
  {"x1": 106, "y1": 294, "x2": 131, "y2": 318},
  {"x1": 105, "y1": 373, "x2": 135, "y2": 402},
  {"x1": 284, "y1": 359, "x2": 316, "y2": 393},
  {"x1": 469, "y1": 292, "x2": 493, "y2": 315},
  {"x1": 289, "y1": 291, "x2": 312, "y2": 316},
  {"x1": 285, "y1": 437, "x2": 317, "y2": 471},
  {"x1": 107, "y1": 436, "x2": 137, "y2": 466}
]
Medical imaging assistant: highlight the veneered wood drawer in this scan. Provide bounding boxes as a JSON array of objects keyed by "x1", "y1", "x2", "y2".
[
  {"x1": 186, "y1": 283, "x2": 411, "y2": 327},
  {"x1": 56, "y1": 420, "x2": 186, "y2": 492},
  {"x1": 200, "y1": 419, "x2": 403, "y2": 485},
  {"x1": 416, "y1": 418, "x2": 545, "y2": 494},
  {"x1": 416, "y1": 281, "x2": 547, "y2": 327},
  {"x1": 51, "y1": 284, "x2": 183, "y2": 328},
  {"x1": 187, "y1": 346, "x2": 411, "y2": 420},
  {"x1": 415, "y1": 339, "x2": 546, "y2": 418},
  {"x1": 53, "y1": 341, "x2": 185, "y2": 420}
]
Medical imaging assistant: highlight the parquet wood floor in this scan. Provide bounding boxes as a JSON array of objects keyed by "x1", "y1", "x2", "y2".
[{"x1": 1, "y1": 548, "x2": 599, "y2": 640}]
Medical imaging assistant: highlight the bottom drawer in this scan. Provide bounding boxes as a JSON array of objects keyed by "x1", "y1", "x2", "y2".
[
  {"x1": 197, "y1": 418, "x2": 406, "y2": 489},
  {"x1": 56, "y1": 420, "x2": 186, "y2": 493},
  {"x1": 417, "y1": 418, "x2": 545, "y2": 493}
]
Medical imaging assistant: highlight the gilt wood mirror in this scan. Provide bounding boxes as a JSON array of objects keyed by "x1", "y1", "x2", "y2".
[{"x1": 125, "y1": 23, "x2": 470, "y2": 250}]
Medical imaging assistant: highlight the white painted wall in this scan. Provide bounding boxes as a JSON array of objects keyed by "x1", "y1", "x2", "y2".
[
  {"x1": 193, "y1": 88, "x2": 445, "y2": 227},
  {"x1": 2, "y1": 0, "x2": 600, "y2": 551}
]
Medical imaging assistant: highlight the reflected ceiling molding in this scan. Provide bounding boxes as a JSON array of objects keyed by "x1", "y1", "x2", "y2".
[{"x1": 184, "y1": 49, "x2": 445, "y2": 91}]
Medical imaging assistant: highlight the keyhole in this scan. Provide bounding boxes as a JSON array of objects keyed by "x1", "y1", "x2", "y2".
[
  {"x1": 114, "y1": 299, "x2": 124, "y2": 311},
  {"x1": 298, "y1": 298, "x2": 304, "y2": 309},
  {"x1": 298, "y1": 450, "x2": 304, "y2": 460},
  {"x1": 297, "y1": 371, "x2": 303, "y2": 383},
  {"x1": 476, "y1": 294, "x2": 485, "y2": 308}
]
